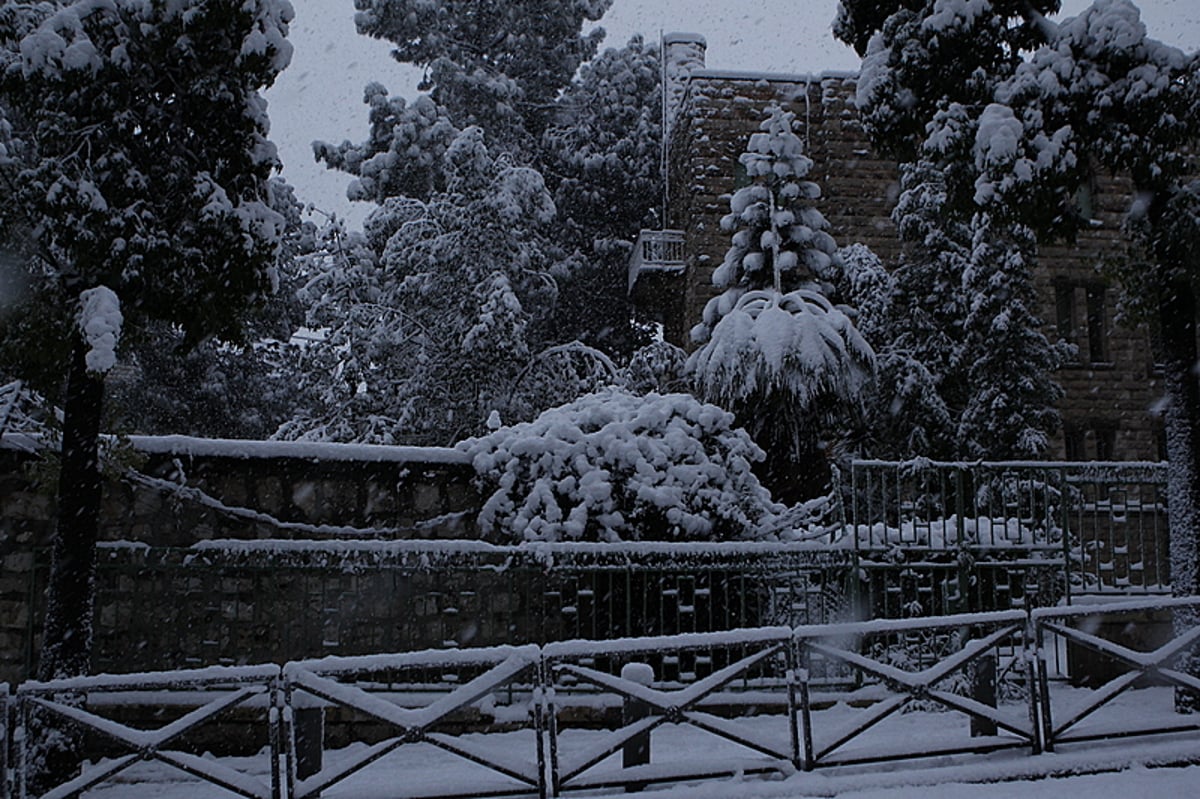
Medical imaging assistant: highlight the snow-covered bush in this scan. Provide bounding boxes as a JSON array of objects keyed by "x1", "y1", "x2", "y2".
[{"x1": 461, "y1": 389, "x2": 781, "y2": 542}]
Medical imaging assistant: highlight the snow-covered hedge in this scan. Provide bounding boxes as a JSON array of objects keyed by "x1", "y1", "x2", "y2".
[{"x1": 461, "y1": 389, "x2": 781, "y2": 542}]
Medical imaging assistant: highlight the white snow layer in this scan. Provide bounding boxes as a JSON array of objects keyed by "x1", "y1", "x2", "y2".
[{"x1": 78, "y1": 285, "x2": 122, "y2": 374}]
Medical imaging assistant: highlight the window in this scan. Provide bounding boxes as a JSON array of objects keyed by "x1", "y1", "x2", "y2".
[
  {"x1": 1054, "y1": 279, "x2": 1109, "y2": 365},
  {"x1": 1064, "y1": 420, "x2": 1118, "y2": 461}
]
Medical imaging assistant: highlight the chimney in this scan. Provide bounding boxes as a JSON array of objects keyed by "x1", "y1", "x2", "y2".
[{"x1": 662, "y1": 32, "x2": 706, "y2": 141}]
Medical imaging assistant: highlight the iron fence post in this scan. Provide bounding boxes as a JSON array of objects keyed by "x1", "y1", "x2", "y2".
[
  {"x1": 269, "y1": 676, "x2": 282, "y2": 799},
  {"x1": 1035, "y1": 618, "x2": 1055, "y2": 752},
  {"x1": 785, "y1": 640, "x2": 802, "y2": 772},
  {"x1": 534, "y1": 657, "x2": 548, "y2": 799},
  {"x1": 546, "y1": 658, "x2": 562, "y2": 798},
  {"x1": 1059, "y1": 467, "x2": 1073, "y2": 609},
  {"x1": 798, "y1": 641, "x2": 815, "y2": 771},
  {"x1": 1025, "y1": 615, "x2": 1042, "y2": 755},
  {"x1": 1, "y1": 683, "x2": 8, "y2": 799},
  {"x1": 282, "y1": 675, "x2": 297, "y2": 799},
  {"x1": 15, "y1": 697, "x2": 25, "y2": 799}
]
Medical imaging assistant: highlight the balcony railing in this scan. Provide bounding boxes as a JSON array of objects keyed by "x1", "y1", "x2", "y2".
[{"x1": 628, "y1": 229, "x2": 686, "y2": 292}]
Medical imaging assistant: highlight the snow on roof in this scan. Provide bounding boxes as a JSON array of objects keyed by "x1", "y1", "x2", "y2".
[
  {"x1": 662, "y1": 32, "x2": 706, "y2": 46},
  {"x1": 690, "y1": 67, "x2": 858, "y2": 84}
]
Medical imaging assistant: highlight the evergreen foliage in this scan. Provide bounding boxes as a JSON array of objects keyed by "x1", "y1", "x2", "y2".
[
  {"x1": 834, "y1": 0, "x2": 1068, "y2": 461},
  {"x1": 354, "y1": 0, "x2": 612, "y2": 153},
  {"x1": 283, "y1": 127, "x2": 567, "y2": 445},
  {"x1": 0, "y1": 0, "x2": 293, "y2": 679},
  {"x1": 306, "y1": 6, "x2": 667, "y2": 440},
  {"x1": 687, "y1": 107, "x2": 874, "y2": 500},
  {"x1": 464, "y1": 389, "x2": 781, "y2": 542}
]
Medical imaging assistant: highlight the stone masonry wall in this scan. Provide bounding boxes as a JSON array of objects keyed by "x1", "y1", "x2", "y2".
[{"x1": 0, "y1": 436, "x2": 479, "y2": 682}]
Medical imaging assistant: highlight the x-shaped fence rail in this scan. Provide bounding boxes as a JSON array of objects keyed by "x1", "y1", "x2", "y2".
[
  {"x1": 543, "y1": 629, "x2": 797, "y2": 793},
  {"x1": 794, "y1": 610, "x2": 1039, "y2": 769},
  {"x1": 282, "y1": 646, "x2": 544, "y2": 799},
  {"x1": 1033, "y1": 597, "x2": 1200, "y2": 749},
  {"x1": 4, "y1": 598, "x2": 1199, "y2": 799},
  {"x1": 13, "y1": 665, "x2": 280, "y2": 799}
]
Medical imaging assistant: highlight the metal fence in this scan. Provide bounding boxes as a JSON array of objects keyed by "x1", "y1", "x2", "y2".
[
  {"x1": 848, "y1": 460, "x2": 1171, "y2": 604},
  {"x1": 5, "y1": 598, "x2": 1198, "y2": 799},
  {"x1": 20, "y1": 543, "x2": 861, "y2": 680}
]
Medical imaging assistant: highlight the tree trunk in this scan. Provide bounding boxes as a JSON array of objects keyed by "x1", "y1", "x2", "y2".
[
  {"x1": 1157, "y1": 280, "x2": 1200, "y2": 713},
  {"x1": 38, "y1": 334, "x2": 105, "y2": 681}
]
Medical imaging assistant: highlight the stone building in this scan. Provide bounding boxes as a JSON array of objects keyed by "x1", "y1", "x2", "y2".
[{"x1": 631, "y1": 34, "x2": 1167, "y2": 462}]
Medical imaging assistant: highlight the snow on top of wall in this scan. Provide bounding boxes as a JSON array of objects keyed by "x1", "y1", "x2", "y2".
[
  {"x1": 662, "y1": 31, "x2": 706, "y2": 46},
  {"x1": 124, "y1": 435, "x2": 469, "y2": 465},
  {"x1": 187, "y1": 538, "x2": 850, "y2": 559}
]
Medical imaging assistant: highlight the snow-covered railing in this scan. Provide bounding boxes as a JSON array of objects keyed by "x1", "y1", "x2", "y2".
[
  {"x1": 627, "y1": 229, "x2": 686, "y2": 291},
  {"x1": 543, "y1": 629, "x2": 797, "y2": 793},
  {"x1": 280, "y1": 646, "x2": 544, "y2": 799},
  {"x1": 4, "y1": 597, "x2": 1198, "y2": 798},
  {"x1": 13, "y1": 664, "x2": 281, "y2": 799},
  {"x1": 794, "y1": 610, "x2": 1039, "y2": 769},
  {"x1": 850, "y1": 460, "x2": 1171, "y2": 598},
  {"x1": 1033, "y1": 596, "x2": 1200, "y2": 751}
]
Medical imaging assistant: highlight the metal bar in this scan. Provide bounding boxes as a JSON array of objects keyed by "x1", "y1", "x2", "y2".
[
  {"x1": 814, "y1": 695, "x2": 909, "y2": 762},
  {"x1": 1, "y1": 684, "x2": 8, "y2": 799},
  {"x1": 425, "y1": 733, "x2": 539, "y2": 785},
  {"x1": 269, "y1": 679, "x2": 281, "y2": 799},
  {"x1": 786, "y1": 641, "x2": 802, "y2": 771},
  {"x1": 1051, "y1": 670, "x2": 1143, "y2": 740},
  {"x1": 534, "y1": 659, "x2": 547, "y2": 799}
]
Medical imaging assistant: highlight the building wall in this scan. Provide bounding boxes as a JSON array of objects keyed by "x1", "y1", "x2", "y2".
[{"x1": 657, "y1": 68, "x2": 1165, "y2": 461}]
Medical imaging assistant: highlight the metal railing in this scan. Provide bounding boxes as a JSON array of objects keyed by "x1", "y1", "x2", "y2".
[
  {"x1": 849, "y1": 460, "x2": 1171, "y2": 600},
  {"x1": 5, "y1": 598, "x2": 1197, "y2": 798},
  {"x1": 627, "y1": 228, "x2": 686, "y2": 291},
  {"x1": 12, "y1": 665, "x2": 281, "y2": 799}
]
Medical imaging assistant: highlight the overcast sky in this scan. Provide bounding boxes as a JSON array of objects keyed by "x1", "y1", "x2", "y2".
[{"x1": 265, "y1": 0, "x2": 1200, "y2": 227}]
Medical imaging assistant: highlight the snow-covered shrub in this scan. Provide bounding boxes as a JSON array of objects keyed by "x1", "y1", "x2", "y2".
[
  {"x1": 623, "y1": 340, "x2": 687, "y2": 395},
  {"x1": 461, "y1": 389, "x2": 781, "y2": 542}
]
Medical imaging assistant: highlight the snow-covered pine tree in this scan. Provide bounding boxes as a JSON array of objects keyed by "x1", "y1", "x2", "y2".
[
  {"x1": 317, "y1": 6, "x2": 665, "y2": 368},
  {"x1": 958, "y1": 211, "x2": 1065, "y2": 458},
  {"x1": 540, "y1": 35, "x2": 663, "y2": 357},
  {"x1": 352, "y1": 0, "x2": 611, "y2": 156},
  {"x1": 965, "y1": 0, "x2": 1200, "y2": 705},
  {"x1": 687, "y1": 106, "x2": 874, "y2": 502},
  {"x1": 284, "y1": 127, "x2": 563, "y2": 445},
  {"x1": 314, "y1": 86, "x2": 460, "y2": 204},
  {"x1": 0, "y1": 0, "x2": 292, "y2": 680},
  {"x1": 108, "y1": 179, "x2": 317, "y2": 439},
  {"x1": 835, "y1": 0, "x2": 1067, "y2": 461}
]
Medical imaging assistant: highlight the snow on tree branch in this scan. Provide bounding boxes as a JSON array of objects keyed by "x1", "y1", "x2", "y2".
[{"x1": 77, "y1": 285, "x2": 121, "y2": 374}]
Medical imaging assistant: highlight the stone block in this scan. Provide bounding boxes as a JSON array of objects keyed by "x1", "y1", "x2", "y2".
[
  {"x1": 412, "y1": 483, "x2": 442, "y2": 516},
  {"x1": 257, "y1": 476, "x2": 284, "y2": 516}
]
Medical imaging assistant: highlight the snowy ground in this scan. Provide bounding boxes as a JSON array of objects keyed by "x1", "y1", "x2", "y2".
[{"x1": 67, "y1": 685, "x2": 1200, "y2": 798}]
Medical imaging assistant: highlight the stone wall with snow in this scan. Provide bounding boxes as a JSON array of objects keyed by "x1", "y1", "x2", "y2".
[{"x1": 0, "y1": 436, "x2": 479, "y2": 682}]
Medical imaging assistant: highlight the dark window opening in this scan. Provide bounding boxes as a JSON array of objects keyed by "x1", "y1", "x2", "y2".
[
  {"x1": 1054, "y1": 279, "x2": 1109, "y2": 366},
  {"x1": 1064, "y1": 420, "x2": 1119, "y2": 461}
]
